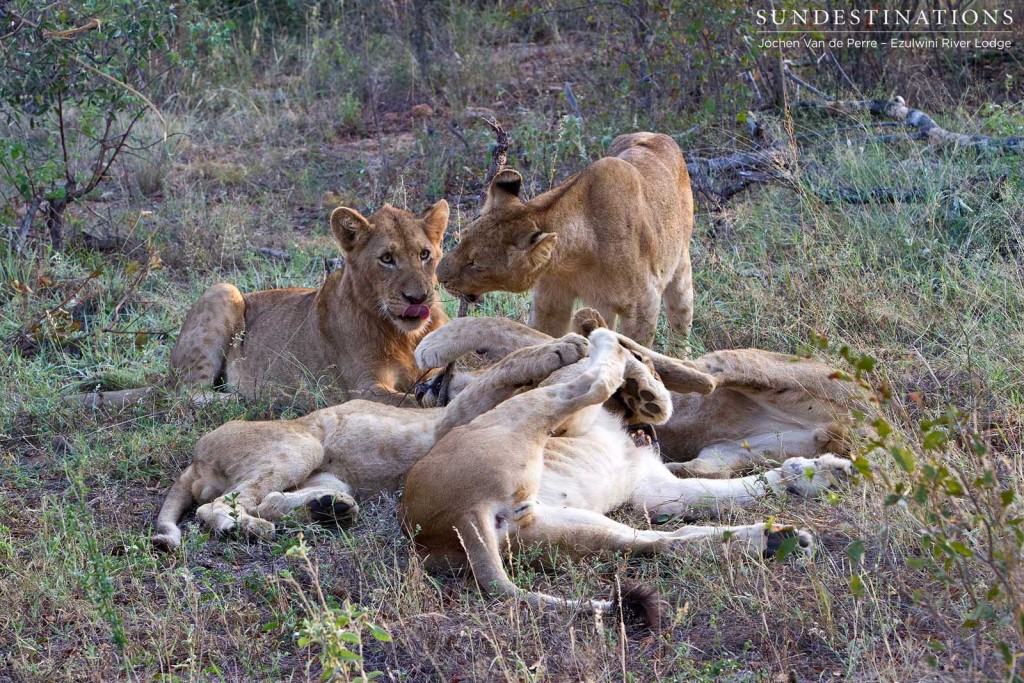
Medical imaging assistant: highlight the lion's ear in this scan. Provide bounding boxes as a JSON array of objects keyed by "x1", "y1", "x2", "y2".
[
  {"x1": 330, "y1": 207, "x2": 371, "y2": 252},
  {"x1": 422, "y1": 199, "x2": 449, "y2": 246},
  {"x1": 572, "y1": 308, "x2": 608, "y2": 336},
  {"x1": 526, "y1": 231, "x2": 557, "y2": 267},
  {"x1": 485, "y1": 169, "x2": 523, "y2": 209}
]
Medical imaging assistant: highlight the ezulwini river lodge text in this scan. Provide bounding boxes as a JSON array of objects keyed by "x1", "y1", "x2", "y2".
[{"x1": 759, "y1": 36, "x2": 1014, "y2": 51}]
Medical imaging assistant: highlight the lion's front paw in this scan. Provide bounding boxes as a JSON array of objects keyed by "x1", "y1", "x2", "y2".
[
  {"x1": 782, "y1": 454, "x2": 852, "y2": 497},
  {"x1": 307, "y1": 494, "x2": 359, "y2": 528},
  {"x1": 414, "y1": 342, "x2": 447, "y2": 371},
  {"x1": 238, "y1": 516, "x2": 277, "y2": 541},
  {"x1": 550, "y1": 333, "x2": 589, "y2": 367}
]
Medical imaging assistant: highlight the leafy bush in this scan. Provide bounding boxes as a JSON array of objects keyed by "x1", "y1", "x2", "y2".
[{"x1": 0, "y1": 1, "x2": 211, "y2": 249}]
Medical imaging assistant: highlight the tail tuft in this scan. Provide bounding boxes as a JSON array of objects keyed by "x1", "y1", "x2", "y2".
[{"x1": 609, "y1": 581, "x2": 665, "y2": 633}]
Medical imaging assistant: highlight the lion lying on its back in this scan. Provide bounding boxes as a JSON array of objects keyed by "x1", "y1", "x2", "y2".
[{"x1": 74, "y1": 201, "x2": 450, "y2": 407}]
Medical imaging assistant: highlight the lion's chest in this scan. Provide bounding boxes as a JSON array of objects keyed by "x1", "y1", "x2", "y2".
[{"x1": 537, "y1": 410, "x2": 652, "y2": 513}]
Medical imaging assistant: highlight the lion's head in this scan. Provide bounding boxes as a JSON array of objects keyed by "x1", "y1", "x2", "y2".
[
  {"x1": 436, "y1": 169, "x2": 557, "y2": 302},
  {"x1": 329, "y1": 200, "x2": 449, "y2": 333}
]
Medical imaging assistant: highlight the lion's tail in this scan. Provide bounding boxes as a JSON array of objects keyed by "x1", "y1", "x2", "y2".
[
  {"x1": 458, "y1": 511, "x2": 663, "y2": 632},
  {"x1": 152, "y1": 464, "x2": 198, "y2": 551}
]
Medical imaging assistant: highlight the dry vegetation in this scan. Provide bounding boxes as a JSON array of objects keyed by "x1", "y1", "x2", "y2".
[{"x1": 2, "y1": 2, "x2": 1024, "y2": 681}]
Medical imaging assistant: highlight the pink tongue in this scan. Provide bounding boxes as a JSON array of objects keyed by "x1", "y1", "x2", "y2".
[{"x1": 403, "y1": 304, "x2": 430, "y2": 320}]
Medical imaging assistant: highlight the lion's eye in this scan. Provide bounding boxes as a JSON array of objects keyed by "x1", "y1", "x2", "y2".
[
  {"x1": 380, "y1": 253, "x2": 394, "y2": 265},
  {"x1": 420, "y1": 249, "x2": 431, "y2": 261}
]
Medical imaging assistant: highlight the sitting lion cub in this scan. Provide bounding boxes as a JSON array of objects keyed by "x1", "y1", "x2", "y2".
[
  {"x1": 436, "y1": 132, "x2": 694, "y2": 344},
  {"x1": 76, "y1": 201, "x2": 449, "y2": 407}
]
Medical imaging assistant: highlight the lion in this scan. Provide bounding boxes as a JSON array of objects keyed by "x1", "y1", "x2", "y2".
[
  {"x1": 153, "y1": 317, "x2": 851, "y2": 630},
  {"x1": 74, "y1": 201, "x2": 450, "y2": 408},
  {"x1": 414, "y1": 310, "x2": 866, "y2": 480},
  {"x1": 399, "y1": 327, "x2": 836, "y2": 621},
  {"x1": 436, "y1": 132, "x2": 694, "y2": 345}
]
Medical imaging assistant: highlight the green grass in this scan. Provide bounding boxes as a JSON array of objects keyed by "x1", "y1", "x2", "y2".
[{"x1": 2, "y1": 11, "x2": 1024, "y2": 682}]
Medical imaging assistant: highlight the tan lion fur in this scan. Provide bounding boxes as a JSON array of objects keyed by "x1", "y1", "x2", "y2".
[
  {"x1": 74, "y1": 202, "x2": 450, "y2": 408},
  {"x1": 400, "y1": 328, "x2": 829, "y2": 618},
  {"x1": 417, "y1": 309, "x2": 866, "y2": 479},
  {"x1": 436, "y1": 133, "x2": 694, "y2": 344},
  {"x1": 154, "y1": 321, "x2": 850, "y2": 626}
]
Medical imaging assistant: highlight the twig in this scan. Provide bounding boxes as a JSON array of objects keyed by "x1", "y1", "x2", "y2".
[
  {"x1": 258, "y1": 247, "x2": 291, "y2": 261},
  {"x1": 480, "y1": 117, "x2": 512, "y2": 202},
  {"x1": 783, "y1": 65, "x2": 833, "y2": 101},
  {"x1": 16, "y1": 197, "x2": 40, "y2": 251}
]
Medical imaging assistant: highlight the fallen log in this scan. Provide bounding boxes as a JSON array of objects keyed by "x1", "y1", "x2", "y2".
[{"x1": 812, "y1": 96, "x2": 1024, "y2": 152}]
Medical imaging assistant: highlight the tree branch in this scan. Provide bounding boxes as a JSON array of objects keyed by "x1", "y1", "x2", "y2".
[{"x1": 812, "y1": 96, "x2": 1024, "y2": 153}]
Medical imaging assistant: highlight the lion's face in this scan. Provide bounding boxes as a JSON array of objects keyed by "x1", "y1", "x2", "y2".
[
  {"x1": 330, "y1": 201, "x2": 449, "y2": 333},
  {"x1": 437, "y1": 169, "x2": 557, "y2": 301}
]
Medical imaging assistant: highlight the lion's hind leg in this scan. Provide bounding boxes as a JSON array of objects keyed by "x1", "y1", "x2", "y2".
[
  {"x1": 514, "y1": 504, "x2": 813, "y2": 560},
  {"x1": 193, "y1": 426, "x2": 326, "y2": 542},
  {"x1": 634, "y1": 453, "x2": 852, "y2": 520},
  {"x1": 169, "y1": 282, "x2": 245, "y2": 389},
  {"x1": 663, "y1": 249, "x2": 694, "y2": 343},
  {"x1": 255, "y1": 472, "x2": 359, "y2": 527}
]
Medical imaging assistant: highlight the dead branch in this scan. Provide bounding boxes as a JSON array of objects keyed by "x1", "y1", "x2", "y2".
[
  {"x1": 479, "y1": 117, "x2": 512, "y2": 202},
  {"x1": 783, "y1": 65, "x2": 832, "y2": 101},
  {"x1": 16, "y1": 197, "x2": 40, "y2": 252},
  {"x1": 814, "y1": 96, "x2": 1024, "y2": 153},
  {"x1": 810, "y1": 185, "x2": 926, "y2": 205},
  {"x1": 686, "y1": 119, "x2": 795, "y2": 203},
  {"x1": 258, "y1": 247, "x2": 291, "y2": 261}
]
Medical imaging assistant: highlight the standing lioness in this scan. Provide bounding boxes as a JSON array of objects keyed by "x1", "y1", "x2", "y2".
[
  {"x1": 437, "y1": 132, "x2": 693, "y2": 344},
  {"x1": 75, "y1": 201, "x2": 449, "y2": 407}
]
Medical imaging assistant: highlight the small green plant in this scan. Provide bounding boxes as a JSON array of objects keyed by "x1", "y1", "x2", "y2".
[
  {"x1": 827, "y1": 337, "x2": 1024, "y2": 679},
  {"x1": 281, "y1": 534, "x2": 392, "y2": 682}
]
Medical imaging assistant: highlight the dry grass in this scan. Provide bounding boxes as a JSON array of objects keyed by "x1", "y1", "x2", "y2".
[{"x1": 2, "y1": 11, "x2": 1024, "y2": 683}]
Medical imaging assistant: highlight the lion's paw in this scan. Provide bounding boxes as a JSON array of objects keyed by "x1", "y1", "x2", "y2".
[
  {"x1": 723, "y1": 523, "x2": 814, "y2": 559},
  {"x1": 782, "y1": 454, "x2": 852, "y2": 497},
  {"x1": 587, "y1": 328, "x2": 618, "y2": 357},
  {"x1": 549, "y1": 333, "x2": 589, "y2": 368},
  {"x1": 307, "y1": 493, "x2": 359, "y2": 528},
  {"x1": 414, "y1": 340, "x2": 448, "y2": 371},
  {"x1": 762, "y1": 524, "x2": 814, "y2": 559}
]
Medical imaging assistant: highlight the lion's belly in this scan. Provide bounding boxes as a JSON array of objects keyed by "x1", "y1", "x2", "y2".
[
  {"x1": 314, "y1": 402, "x2": 440, "y2": 497},
  {"x1": 537, "y1": 411, "x2": 652, "y2": 513}
]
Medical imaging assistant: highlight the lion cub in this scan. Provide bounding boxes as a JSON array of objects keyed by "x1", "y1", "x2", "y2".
[
  {"x1": 76, "y1": 201, "x2": 449, "y2": 407},
  {"x1": 437, "y1": 132, "x2": 693, "y2": 344}
]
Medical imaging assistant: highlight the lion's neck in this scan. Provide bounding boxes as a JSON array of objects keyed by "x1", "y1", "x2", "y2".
[
  {"x1": 315, "y1": 270, "x2": 425, "y2": 388},
  {"x1": 524, "y1": 172, "x2": 587, "y2": 266}
]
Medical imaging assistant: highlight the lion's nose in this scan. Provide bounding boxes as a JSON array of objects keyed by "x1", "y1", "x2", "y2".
[{"x1": 402, "y1": 291, "x2": 428, "y2": 305}]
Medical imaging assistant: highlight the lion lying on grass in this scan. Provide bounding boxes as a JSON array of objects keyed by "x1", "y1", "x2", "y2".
[
  {"x1": 415, "y1": 310, "x2": 865, "y2": 481},
  {"x1": 400, "y1": 326, "x2": 844, "y2": 620},
  {"x1": 153, "y1": 316, "x2": 851, "y2": 620},
  {"x1": 75, "y1": 201, "x2": 449, "y2": 408}
]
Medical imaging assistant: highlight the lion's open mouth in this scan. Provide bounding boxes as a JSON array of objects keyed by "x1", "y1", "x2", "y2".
[{"x1": 399, "y1": 304, "x2": 431, "y2": 321}]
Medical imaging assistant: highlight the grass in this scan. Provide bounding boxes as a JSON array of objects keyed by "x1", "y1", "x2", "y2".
[{"x1": 2, "y1": 8, "x2": 1024, "y2": 682}]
